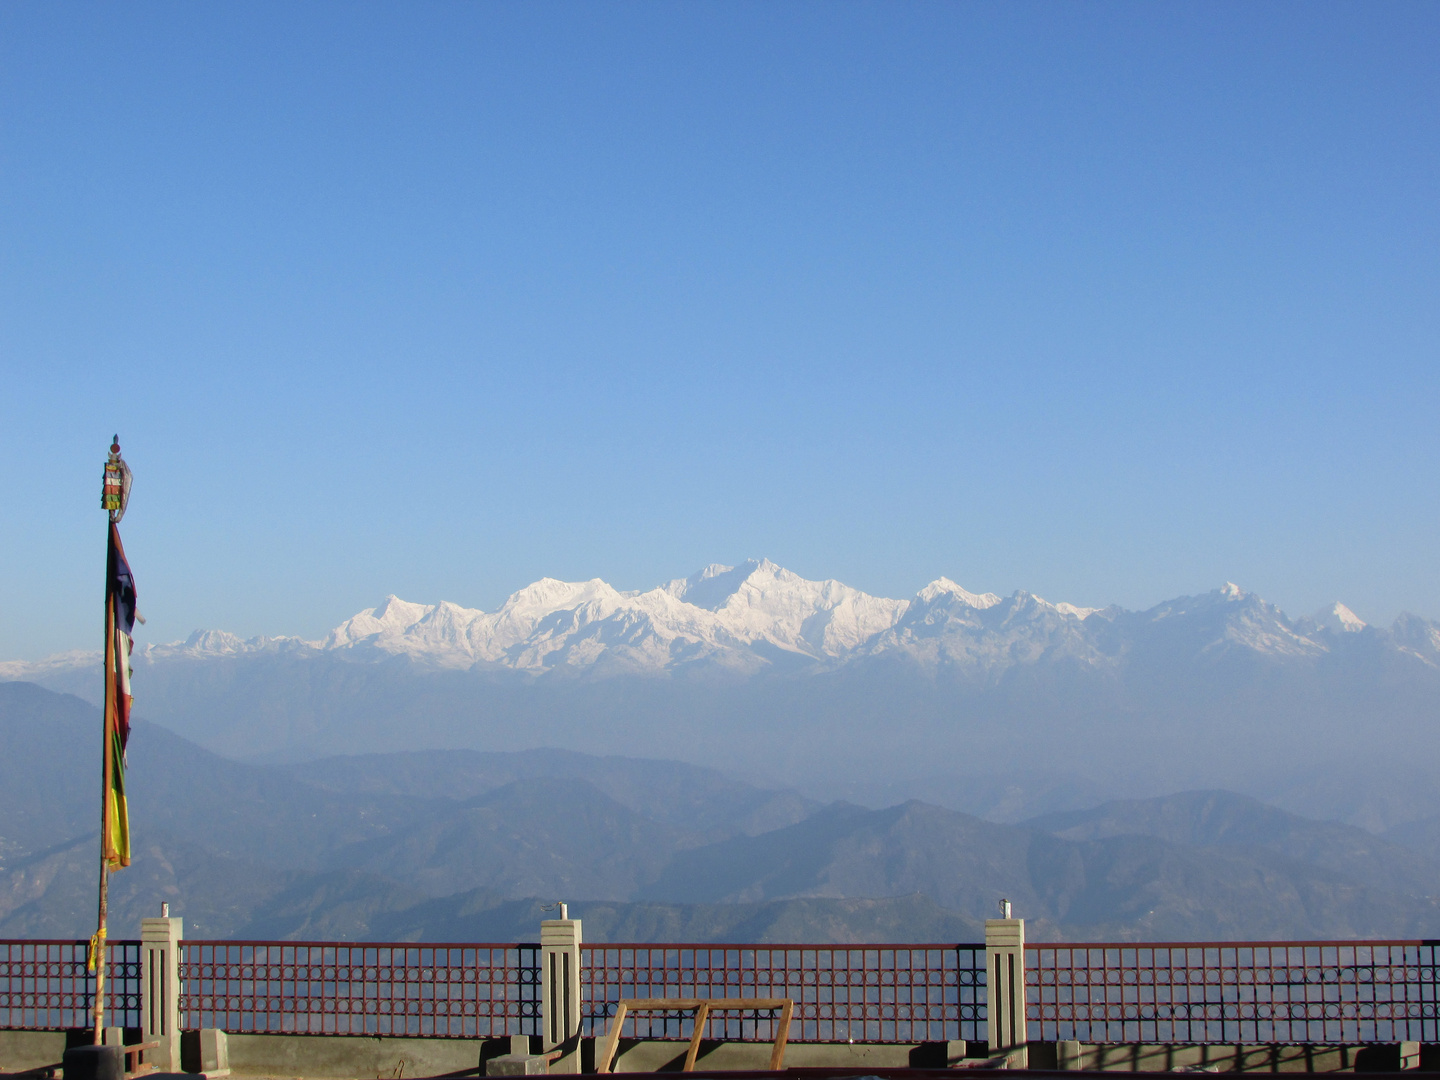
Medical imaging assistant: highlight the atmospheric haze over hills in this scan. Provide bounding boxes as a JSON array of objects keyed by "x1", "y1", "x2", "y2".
[
  {"x1": 4, "y1": 558, "x2": 1440, "y2": 832},
  {"x1": 4, "y1": 681, "x2": 1440, "y2": 943},
  {"x1": 5, "y1": 558, "x2": 1440, "y2": 942}
]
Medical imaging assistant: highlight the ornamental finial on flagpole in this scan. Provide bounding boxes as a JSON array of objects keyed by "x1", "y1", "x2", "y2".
[{"x1": 102, "y1": 436, "x2": 133, "y2": 523}]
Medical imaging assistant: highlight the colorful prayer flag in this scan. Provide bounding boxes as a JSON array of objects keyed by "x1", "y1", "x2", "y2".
[{"x1": 102, "y1": 522, "x2": 135, "y2": 869}]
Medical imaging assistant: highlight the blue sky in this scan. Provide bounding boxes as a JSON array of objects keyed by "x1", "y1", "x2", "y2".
[{"x1": 1, "y1": 1, "x2": 1437, "y2": 658}]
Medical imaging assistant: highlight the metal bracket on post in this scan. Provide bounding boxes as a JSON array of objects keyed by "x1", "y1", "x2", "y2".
[
  {"x1": 140, "y1": 914, "x2": 183, "y2": 1073},
  {"x1": 985, "y1": 912, "x2": 1027, "y2": 1069},
  {"x1": 541, "y1": 905, "x2": 582, "y2": 1074}
]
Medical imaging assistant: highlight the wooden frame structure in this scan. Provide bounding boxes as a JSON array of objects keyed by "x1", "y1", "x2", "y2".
[
  {"x1": 124, "y1": 1039, "x2": 161, "y2": 1077},
  {"x1": 596, "y1": 997, "x2": 793, "y2": 1074}
]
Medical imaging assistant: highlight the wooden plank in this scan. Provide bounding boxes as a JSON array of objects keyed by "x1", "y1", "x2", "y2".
[
  {"x1": 682, "y1": 1003, "x2": 710, "y2": 1073},
  {"x1": 769, "y1": 999, "x2": 793, "y2": 1071},
  {"x1": 124, "y1": 1039, "x2": 163, "y2": 1079},
  {"x1": 690, "y1": 998, "x2": 789, "y2": 1009},
  {"x1": 597, "y1": 996, "x2": 795, "y2": 1074},
  {"x1": 615, "y1": 998, "x2": 703, "y2": 1009},
  {"x1": 597, "y1": 1001, "x2": 627, "y2": 1074}
]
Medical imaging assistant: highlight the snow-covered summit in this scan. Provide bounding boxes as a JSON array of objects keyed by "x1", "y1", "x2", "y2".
[
  {"x1": 5, "y1": 562, "x2": 1433, "y2": 682},
  {"x1": 324, "y1": 596, "x2": 487, "y2": 665},
  {"x1": 1315, "y1": 602, "x2": 1367, "y2": 634},
  {"x1": 307, "y1": 560, "x2": 910, "y2": 671},
  {"x1": 674, "y1": 558, "x2": 908, "y2": 657},
  {"x1": 664, "y1": 563, "x2": 750, "y2": 610},
  {"x1": 915, "y1": 577, "x2": 1001, "y2": 609},
  {"x1": 0, "y1": 648, "x2": 101, "y2": 682},
  {"x1": 177, "y1": 629, "x2": 256, "y2": 655}
]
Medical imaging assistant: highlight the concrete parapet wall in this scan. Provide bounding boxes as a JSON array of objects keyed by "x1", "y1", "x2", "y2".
[
  {"x1": 223, "y1": 1032, "x2": 499, "y2": 1078},
  {"x1": 0, "y1": 1029, "x2": 68, "y2": 1072},
  {"x1": 3, "y1": 1030, "x2": 510, "y2": 1078},
  {"x1": 1032, "y1": 1040, "x2": 1438, "y2": 1072},
  {"x1": 8, "y1": 1029, "x2": 1440, "y2": 1075},
  {"x1": 209, "y1": 1034, "x2": 951, "y2": 1076},
  {"x1": 602, "y1": 1038, "x2": 925, "y2": 1073},
  {"x1": 219, "y1": 1035, "x2": 1440, "y2": 1076},
  {"x1": 0, "y1": 1031, "x2": 943, "y2": 1076}
]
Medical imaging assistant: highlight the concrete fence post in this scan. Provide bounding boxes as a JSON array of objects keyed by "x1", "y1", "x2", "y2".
[
  {"x1": 540, "y1": 906, "x2": 582, "y2": 1074},
  {"x1": 985, "y1": 914, "x2": 1027, "y2": 1068},
  {"x1": 139, "y1": 914, "x2": 183, "y2": 1073}
]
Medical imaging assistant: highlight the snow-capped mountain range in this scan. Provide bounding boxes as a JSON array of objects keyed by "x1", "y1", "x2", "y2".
[{"x1": 5, "y1": 558, "x2": 1438, "y2": 682}]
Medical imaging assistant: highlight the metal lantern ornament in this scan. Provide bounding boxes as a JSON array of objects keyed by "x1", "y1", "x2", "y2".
[{"x1": 101, "y1": 435, "x2": 132, "y2": 522}]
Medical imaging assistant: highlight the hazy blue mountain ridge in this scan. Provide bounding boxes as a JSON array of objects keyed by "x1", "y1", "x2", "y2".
[
  {"x1": 2, "y1": 683, "x2": 1438, "y2": 943},
  {"x1": 6, "y1": 568, "x2": 1439, "y2": 816},
  {"x1": 290, "y1": 748, "x2": 818, "y2": 841},
  {"x1": 1025, "y1": 791, "x2": 1440, "y2": 899}
]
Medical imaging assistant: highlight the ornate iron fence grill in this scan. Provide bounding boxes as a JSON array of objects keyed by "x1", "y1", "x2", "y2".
[
  {"x1": 176, "y1": 942, "x2": 541, "y2": 1037},
  {"x1": 0, "y1": 940, "x2": 141, "y2": 1031},
  {"x1": 4, "y1": 937, "x2": 1438, "y2": 1046},
  {"x1": 580, "y1": 945, "x2": 985, "y2": 1044},
  {"x1": 1030, "y1": 943, "x2": 1440, "y2": 1045}
]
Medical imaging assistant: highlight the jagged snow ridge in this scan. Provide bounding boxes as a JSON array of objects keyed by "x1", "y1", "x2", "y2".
[
  {"x1": 317, "y1": 559, "x2": 912, "y2": 671},
  {"x1": 0, "y1": 649, "x2": 100, "y2": 680},
  {"x1": 4, "y1": 562, "x2": 1429, "y2": 679}
]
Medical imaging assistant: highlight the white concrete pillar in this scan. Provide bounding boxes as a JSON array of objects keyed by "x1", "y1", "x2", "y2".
[
  {"x1": 198, "y1": 1028, "x2": 230, "y2": 1076},
  {"x1": 139, "y1": 915, "x2": 183, "y2": 1073},
  {"x1": 1401, "y1": 1041, "x2": 1421, "y2": 1070},
  {"x1": 985, "y1": 915, "x2": 1027, "y2": 1068},
  {"x1": 1057, "y1": 1039, "x2": 1084, "y2": 1070},
  {"x1": 540, "y1": 907, "x2": 582, "y2": 1074}
]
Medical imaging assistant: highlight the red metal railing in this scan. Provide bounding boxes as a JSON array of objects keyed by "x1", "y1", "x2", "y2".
[
  {"x1": 177, "y1": 941, "x2": 541, "y2": 1037},
  {"x1": 4, "y1": 937, "x2": 1438, "y2": 1045},
  {"x1": 0, "y1": 940, "x2": 142, "y2": 1031},
  {"x1": 580, "y1": 944, "x2": 986, "y2": 1044},
  {"x1": 1029, "y1": 941, "x2": 1440, "y2": 1045}
]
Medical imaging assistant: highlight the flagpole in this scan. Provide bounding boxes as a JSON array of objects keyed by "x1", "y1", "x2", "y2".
[
  {"x1": 93, "y1": 513, "x2": 115, "y2": 1044},
  {"x1": 92, "y1": 435, "x2": 131, "y2": 1045}
]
